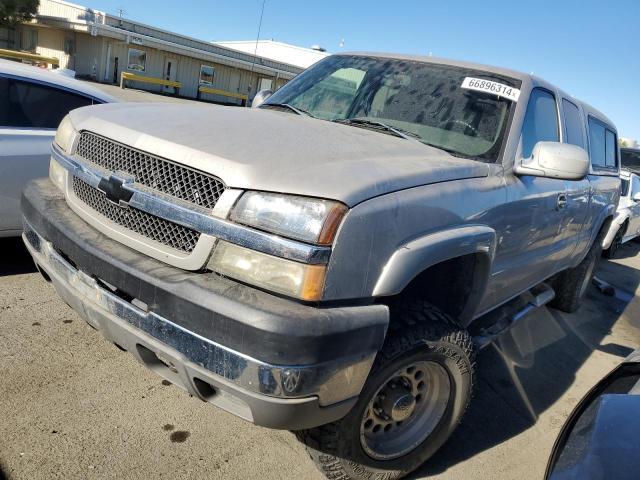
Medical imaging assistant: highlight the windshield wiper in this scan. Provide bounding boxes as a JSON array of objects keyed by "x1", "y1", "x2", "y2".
[
  {"x1": 332, "y1": 118, "x2": 422, "y2": 141},
  {"x1": 260, "y1": 103, "x2": 316, "y2": 118},
  {"x1": 334, "y1": 118, "x2": 470, "y2": 158}
]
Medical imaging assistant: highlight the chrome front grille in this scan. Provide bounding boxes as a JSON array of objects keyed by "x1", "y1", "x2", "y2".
[
  {"x1": 72, "y1": 176, "x2": 200, "y2": 253},
  {"x1": 75, "y1": 131, "x2": 225, "y2": 210}
]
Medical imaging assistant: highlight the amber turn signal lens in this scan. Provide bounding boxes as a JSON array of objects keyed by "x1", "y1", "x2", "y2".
[{"x1": 317, "y1": 203, "x2": 348, "y2": 245}]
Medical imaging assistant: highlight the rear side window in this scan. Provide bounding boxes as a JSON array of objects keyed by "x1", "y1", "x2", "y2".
[
  {"x1": 0, "y1": 76, "x2": 94, "y2": 129},
  {"x1": 521, "y1": 89, "x2": 559, "y2": 158},
  {"x1": 562, "y1": 99, "x2": 585, "y2": 149},
  {"x1": 605, "y1": 130, "x2": 617, "y2": 168},
  {"x1": 588, "y1": 116, "x2": 617, "y2": 170}
]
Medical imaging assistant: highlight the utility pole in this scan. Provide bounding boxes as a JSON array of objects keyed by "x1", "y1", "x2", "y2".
[{"x1": 247, "y1": 0, "x2": 266, "y2": 104}]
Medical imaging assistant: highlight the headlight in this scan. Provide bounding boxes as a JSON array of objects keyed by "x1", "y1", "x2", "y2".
[
  {"x1": 208, "y1": 241, "x2": 326, "y2": 301},
  {"x1": 54, "y1": 115, "x2": 76, "y2": 153},
  {"x1": 49, "y1": 157, "x2": 66, "y2": 191},
  {"x1": 230, "y1": 192, "x2": 347, "y2": 245}
]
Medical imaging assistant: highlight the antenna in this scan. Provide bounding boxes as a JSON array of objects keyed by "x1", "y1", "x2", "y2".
[
  {"x1": 116, "y1": 7, "x2": 125, "y2": 25},
  {"x1": 248, "y1": 0, "x2": 266, "y2": 99}
]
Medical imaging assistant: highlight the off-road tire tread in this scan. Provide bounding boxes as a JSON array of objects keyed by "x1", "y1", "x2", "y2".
[
  {"x1": 550, "y1": 232, "x2": 603, "y2": 313},
  {"x1": 295, "y1": 300, "x2": 475, "y2": 480},
  {"x1": 603, "y1": 221, "x2": 627, "y2": 259}
]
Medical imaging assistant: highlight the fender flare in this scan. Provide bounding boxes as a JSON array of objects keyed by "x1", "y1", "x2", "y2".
[
  {"x1": 372, "y1": 225, "x2": 497, "y2": 322},
  {"x1": 584, "y1": 204, "x2": 616, "y2": 257}
]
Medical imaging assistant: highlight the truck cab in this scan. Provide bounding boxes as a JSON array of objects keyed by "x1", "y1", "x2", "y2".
[{"x1": 21, "y1": 53, "x2": 619, "y2": 480}]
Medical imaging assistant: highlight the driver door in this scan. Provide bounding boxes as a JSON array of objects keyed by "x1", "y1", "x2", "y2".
[{"x1": 482, "y1": 88, "x2": 567, "y2": 309}]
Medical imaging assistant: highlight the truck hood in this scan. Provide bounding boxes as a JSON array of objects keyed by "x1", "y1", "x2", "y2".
[{"x1": 69, "y1": 103, "x2": 490, "y2": 206}]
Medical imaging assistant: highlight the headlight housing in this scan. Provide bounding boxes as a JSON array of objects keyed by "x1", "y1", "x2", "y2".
[
  {"x1": 54, "y1": 114, "x2": 76, "y2": 153},
  {"x1": 209, "y1": 241, "x2": 326, "y2": 301},
  {"x1": 209, "y1": 192, "x2": 347, "y2": 300},
  {"x1": 229, "y1": 192, "x2": 347, "y2": 245}
]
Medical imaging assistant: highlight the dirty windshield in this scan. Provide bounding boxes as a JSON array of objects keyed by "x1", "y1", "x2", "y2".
[{"x1": 264, "y1": 55, "x2": 521, "y2": 161}]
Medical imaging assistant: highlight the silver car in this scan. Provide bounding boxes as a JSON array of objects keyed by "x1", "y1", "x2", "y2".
[{"x1": 0, "y1": 59, "x2": 116, "y2": 237}]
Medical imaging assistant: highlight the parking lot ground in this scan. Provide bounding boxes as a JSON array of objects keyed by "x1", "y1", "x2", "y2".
[{"x1": 1, "y1": 238, "x2": 638, "y2": 480}]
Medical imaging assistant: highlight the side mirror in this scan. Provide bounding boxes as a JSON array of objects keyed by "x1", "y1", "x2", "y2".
[
  {"x1": 545, "y1": 350, "x2": 640, "y2": 479},
  {"x1": 252, "y1": 89, "x2": 273, "y2": 109},
  {"x1": 633, "y1": 192, "x2": 640, "y2": 202},
  {"x1": 515, "y1": 142, "x2": 590, "y2": 180}
]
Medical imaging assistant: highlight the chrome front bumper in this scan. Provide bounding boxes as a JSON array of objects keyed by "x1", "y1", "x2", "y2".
[{"x1": 23, "y1": 220, "x2": 373, "y2": 429}]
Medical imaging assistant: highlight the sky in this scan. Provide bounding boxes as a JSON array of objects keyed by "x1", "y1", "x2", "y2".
[{"x1": 86, "y1": 0, "x2": 639, "y2": 140}]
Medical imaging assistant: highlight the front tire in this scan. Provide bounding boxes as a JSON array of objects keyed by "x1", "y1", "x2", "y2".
[{"x1": 296, "y1": 301, "x2": 475, "y2": 480}]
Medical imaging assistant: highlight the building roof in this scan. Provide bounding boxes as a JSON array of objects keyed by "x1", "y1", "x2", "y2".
[{"x1": 213, "y1": 40, "x2": 329, "y2": 69}]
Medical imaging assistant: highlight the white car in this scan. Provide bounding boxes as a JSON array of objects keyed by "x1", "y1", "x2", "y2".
[
  {"x1": 603, "y1": 169, "x2": 640, "y2": 257},
  {"x1": 0, "y1": 59, "x2": 117, "y2": 237}
]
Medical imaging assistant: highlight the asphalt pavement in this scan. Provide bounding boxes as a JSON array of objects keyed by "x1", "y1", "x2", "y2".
[{"x1": 1, "y1": 238, "x2": 638, "y2": 480}]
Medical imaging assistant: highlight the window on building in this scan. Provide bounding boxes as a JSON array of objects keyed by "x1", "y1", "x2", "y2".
[
  {"x1": 127, "y1": 48, "x2": 146, "y2": 72},
  {"x1": 64, "y1": 37, "x2": 75, "y2": 55},
  {"x1": 588, "y1": 117, "x2": 617, "y2": 170},
  {"x1": 20, "y1": 29, "x2": 38, "y2": 52},
  {"x1": 521, "y1": 89, "x2": 559, "y2": 158},
  {"x1": 258, "y1": 77, "x2": 274, "y2": 92},
  {"x1": 562, "y1": 99, "x2": 585, "y2": 149},
  {"x1": 199, "y1": 65, "x2": 214, "y2": 85},
  {"x1": 0, "y1": 77, "x2": 94, "y2": 129},
  {"x1": 0, "y1": 27, "x2": 17, "y2": 50}
]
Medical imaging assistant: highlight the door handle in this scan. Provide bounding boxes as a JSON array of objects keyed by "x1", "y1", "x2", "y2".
[{"x1": 556, "y1": 194, "x2": 567, "y2": 210}]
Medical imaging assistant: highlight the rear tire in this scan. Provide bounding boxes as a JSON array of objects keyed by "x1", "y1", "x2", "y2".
[
  {"x1": 549, "y1": 236, "x2": 602, "y2": 313},
  {"x1": 603, "y1": 223, "x2": 626, "y2": 259},
  {"x1": 296, "y1": 301, "x2": 475, "y2": 480}
]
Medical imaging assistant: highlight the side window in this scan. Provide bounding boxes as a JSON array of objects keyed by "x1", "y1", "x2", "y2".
[
  {"x1": 622, "y1": 149, "x2": 640, "y2": 171},
  {"x1": 588, "y1": 119, "x2": 606, "y2": 168},
  {"x1": 631, "y1": 175, "x2": 640, "y2": 197},
  {"x1": 605, "y1": 130, "x2": 617, "y2": 168},
  {"x1": 0, "y1": 77, "x2": 93, "y2": 129},
  {"x1": 562, "y1": 99, "x2": 584, "y2": 149},
  {"x1": 521, "y1": 88, "x2": 559, "y2": 158},
  {"x1": 588, "y1": 117, "x2": 617, "y2": 170}
]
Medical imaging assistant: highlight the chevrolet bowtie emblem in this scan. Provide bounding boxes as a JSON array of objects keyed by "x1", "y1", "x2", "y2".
[{"x1": 97, "y1": 174, "x2": 135, "y2": 207}]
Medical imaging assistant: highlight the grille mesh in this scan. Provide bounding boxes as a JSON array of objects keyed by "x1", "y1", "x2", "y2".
[
  {"x1": 72, "y1": 176, "x2": 200, "y2": 253},
  {"x1": 75, "y1": 131, "x2": 225, "y2": 210}
]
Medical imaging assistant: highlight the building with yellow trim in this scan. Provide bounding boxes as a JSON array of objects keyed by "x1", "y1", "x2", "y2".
[{"x1": 0, "y1": 0, "x2": 325, "y2": 105}]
